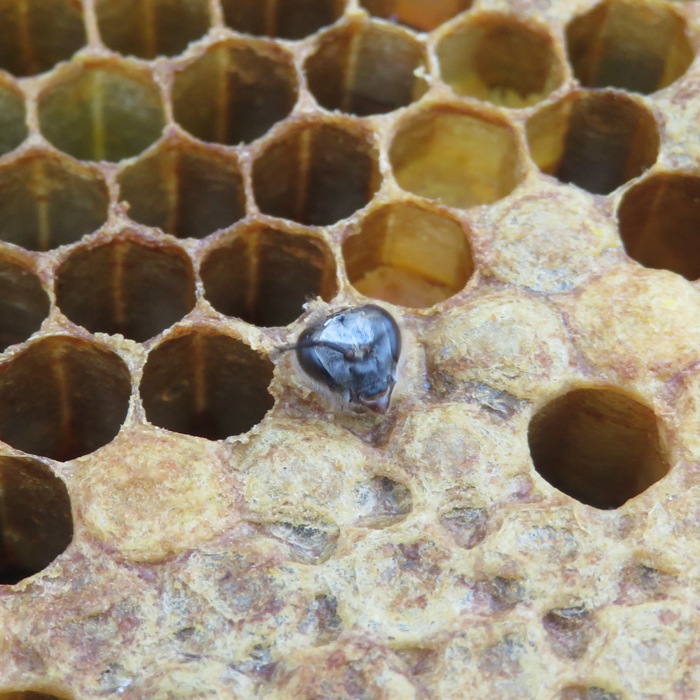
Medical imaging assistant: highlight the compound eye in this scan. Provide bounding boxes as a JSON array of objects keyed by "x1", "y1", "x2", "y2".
[
  {"x1": 366, "y1": 305, "x2": 401, "y2": 361},
  {"x1": 295, "y1": 331, "x2": 338, "y2": 390}
]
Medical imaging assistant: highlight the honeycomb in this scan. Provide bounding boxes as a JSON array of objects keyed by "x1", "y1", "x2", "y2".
[{"x1": 0, "y1": 0, "x2": 699, "y2": 697}]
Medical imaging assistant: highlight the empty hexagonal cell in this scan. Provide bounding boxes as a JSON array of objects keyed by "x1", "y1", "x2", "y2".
[
  {"x1": 528, "y1": 387, "x2": 669, "y2": 509},
  {"x1": 201, "y1": 225, "x2": 337, "y2": 326},
  {"x1": 253, "y1": 121, "x2": 380, "y2": 225},
  {"x1": 38, "y1": 61, "x2": 165, "y2": 162},
  {"x1": 390, "y1": 105, "x2": 523, "y2": 208},
  {"x1": 359, "y1": 0, "x2": 473, "y2": 32},
  {"x1": 306, "y1": 20, "x2": 427, "y2": 116},
  {"x1": 526, "y1": 91, "x2": 659, "y2": 195},
  {"x1": 96, "y1": 0, "x2": 210, "y2": 59},
  {"x1": 618, "y1": 173, "x2": 700, "y2": 281},
  {"x1": 140, "y1": 331, "x2": 274, "y2": 440},
  {"x1": 343, "y1": 202, "x2": 473, "y2": 307},
  {"x1": 437, "y1": 13, "x2": 565, "y2": 108},
  {"x1": 0, "y1": 255, "x2": 49, "y2": 352},
  {"x1": 221, "y1": 0, "x2": 344, "y2": 40},
  {"x1": 172, "y1": 40, "x2": 297, "y2": 146},
  {"x1": 0, "y1": 81, "x2": 27, "y2": 156},
  {"x1": 56, "y1": 237, "x2": 196, "y2": 342},
  {"x1": 0, "y1": 456, "x2": 72, "y2": 585},
  {"x1": 0, "y1": 337, "x2": 131, "y2": 461},
  {"x1": 566, "y1": 0, "x2": 693, "y2": 94},
  {"x1": 0, "y1": 153, "x2": 108, "y2": 251},
  {"x1": 0, "y1": 0, "x2": 85, "y2": 77},
  {"x1": 118, "y1": 141, "x2": 245, "y2": 239}
]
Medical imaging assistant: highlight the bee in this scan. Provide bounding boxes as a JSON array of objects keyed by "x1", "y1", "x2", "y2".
[{"x1": 282, "y1": 304, "x2": 402, "y2": 414}]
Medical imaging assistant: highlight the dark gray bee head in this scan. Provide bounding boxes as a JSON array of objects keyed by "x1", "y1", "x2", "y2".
[{"x1": 290, "y1": 305, "x2": 401, "y2": 414}]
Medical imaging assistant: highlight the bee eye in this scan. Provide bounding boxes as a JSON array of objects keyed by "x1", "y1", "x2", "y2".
[{"x1": 292, "y1": 305, "x2": 401, "y2": 414}]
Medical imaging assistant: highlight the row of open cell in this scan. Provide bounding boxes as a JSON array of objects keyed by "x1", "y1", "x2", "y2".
[
  {"x1": 1, "y1": 156, "x2": 700, "y2": 353},
  {"x1": 2, "y1": 0, "x2": 695, "y2": 103},
  {"x1": 0, "y1": 87, "x2": 669, "y2": 210},
  {"x1": 0, "y1": 0, "x2": 696, "y2": 159}
]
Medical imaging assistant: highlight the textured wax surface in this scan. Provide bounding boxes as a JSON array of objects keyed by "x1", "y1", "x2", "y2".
[{"x1": 0, "y1": 1, "x2": 699, "y2": 699}]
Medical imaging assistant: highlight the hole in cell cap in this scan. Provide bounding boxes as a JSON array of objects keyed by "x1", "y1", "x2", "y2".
[
  {"x1": 0, "y1": 0, "x2": 86, "y2": 77},
  {"x1": 253, "y1": 121, "x2": 380, "y2": 225},
  {"x1": 437, "y1": 13, "x2": 565, "y2": 108},
  {"x1": 0, "y1": 255, "x2": 49, "y2": 351},
  {"x1": 0, "y1": 337, "x2": 131, "y2": 461},
  {"x1": 559, "y1": 686, "x2": 623, "y2": 700},
  {"x1": 96, "y1": 0, "x2": 210, "y2": 59},
  {"x1": 526, "y1": 90, "x2": 659, "y2": 195},
  {"x1": 140, "y1": 331, "x2": 274, "y2": 440},
  {"x1": 354, "y1": 476, "x2": 412, "y2": 528},
  {"x1": 264, "y1": 520, "x2": 339, "y2": 564},
  {"x1": 118, "y1": 140, "x2": 246, "y2": 239},
  {"x1": 390, "y1": 105, "x2": 523, "y2": 208},
  {"x1": 201, "y1": 225, "x2": 338, "y2": 327},
  {"x1": 528, "y1": 387, "x2": 669, "y2": 509},
  {"x1": 0, "y1": 152, "x2": 108, "y2": 251},
  {"x1": 343, "y1": 201, "x2": 474, "y2": 308},
  {"x1": 172, "y1": 40, "x2": 297, "y2": 146},
  {"x1": 38, "y1": 61, "x2": 165, "y2": 162},
  {"x1": 566, "y1": 0, "x2": 693, "y2": 94},
  {"x1": 56, "y1": 237, "x2": 196, "y2": 342},
  {"x1": 440, "y1": 506, "x2": 489, "y2": 549},
  {"x1": 359, "y1": 0, "x2": 474, "y2": 32},
  {"x1": 618, "y1": 173, "x2": 700, "y2": 281},
  {"x1": 221, "y1": 0, "x2": 344, "y2": 40},
  {"x1": 0, "y1": 456, "x2": 73, "y2": 585},
  {"x1": 306, "y1": 20, "x2": 427, "y2": 116}
]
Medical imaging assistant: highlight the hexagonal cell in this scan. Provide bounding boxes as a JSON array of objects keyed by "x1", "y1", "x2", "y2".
[
  {"x1": 359, "y1": 0, "x2": 473, "y2": 32},
  {"x1": 118, "y1": 140, "x2": 246, "y2": 239},
  {"x1": 566, "y1": 0, "x2": 694, "y2": 94},
  {"x1": 96, "y1": 0, "x2": 210, "y2": 59},
  {"x1": 390, "y1": 105, "x2": 523, "y2": 208},
  {"x1": 306, "y1": 20, "x2": 427, "y2": 116},
  {"x1": 0, "y1": 152, "x2": 108, "y2": 251},
  {"x1": 526, "y1": 91, "x2": 659, "y2": 195},
  {"x1": 0, "y1": 456, "x2": 72, "y2": 585},
  {"x1": 0, "y1": 337, "x2": 131, "y2": 461},
  {"x1": 0, "y1": 0, "x2": 86, "y2": 77},
  {"x1": 437, "y1": 13, "x2": 565, "y2": 108},
  {"x1": 56, "y1": 237, "x2": 196, "y2": 342},
  {"x1": 38, "y1": 61, "x2": 166, "y2": 162},
  {"x1": 0, "y1": 255, "x2": 49, "y2": 352},
  {"x1": 201, "y1": 225, "x2": 337, "y2": 326},
  {"x1": 0, "y1": 81, "x2": 27, "y2": 156},
  {"x1": 172, "y1": 40, "x2": 298, "y2": 146},
  {"x1": 618, "y1": 173, "x2": 700, "y2": 281},
  {"x1": 140, "y1": 331, "x2": 274, "y2": 440},
  {"x1": 221, "y1": 0, "x2": 344, "y2": 40},
  {"x1": 253, "y1": 121, "x2": 380, "y2": 225},
  {"x1": 343, "y1": 202, "x2": 473, "y2": 307},
  {"x1": 528, "y1": 387, "x2": 669, "y2": 509}
]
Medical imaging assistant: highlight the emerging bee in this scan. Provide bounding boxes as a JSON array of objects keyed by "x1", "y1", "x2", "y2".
[{"x1": 283, "y1": 304, "x2": 402, "y2": 414}]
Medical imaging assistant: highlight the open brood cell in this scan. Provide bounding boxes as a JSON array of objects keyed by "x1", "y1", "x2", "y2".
[{"x1": 0, "y1": 0, "x2": 699, "y2": 698}]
